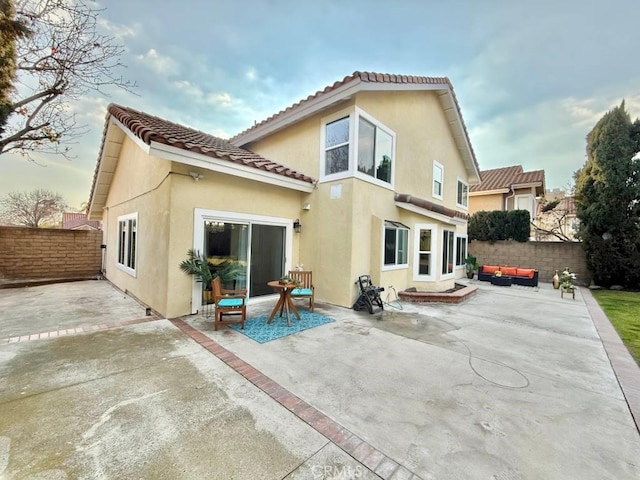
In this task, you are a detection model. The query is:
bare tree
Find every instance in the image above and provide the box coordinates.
[0,0,135,160]
[0,188,67,227]
[532,195,577,242]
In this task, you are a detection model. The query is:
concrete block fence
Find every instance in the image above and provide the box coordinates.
[469,240,590,286]
[0,226,103,287]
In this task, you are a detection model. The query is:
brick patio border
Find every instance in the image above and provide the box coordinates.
[0,316,162,344]
[583,289,640,434]
[169,317,422,480]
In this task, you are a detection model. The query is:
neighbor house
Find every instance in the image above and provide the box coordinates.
[87,71,481,318]
[468,165,545,221]
[62,212,101,230]
[533,188,579,241]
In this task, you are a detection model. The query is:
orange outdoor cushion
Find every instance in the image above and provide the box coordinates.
[501,266,518,276]
[482,265,499,274]
[517,268,535,279]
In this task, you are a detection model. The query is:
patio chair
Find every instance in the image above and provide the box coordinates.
[287,270,315,312]
[211,277,247,331]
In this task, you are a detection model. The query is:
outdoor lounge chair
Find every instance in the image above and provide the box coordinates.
[211,277,247,331]
[287,270,315,312]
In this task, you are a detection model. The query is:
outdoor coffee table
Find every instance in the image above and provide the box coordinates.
[490,275,513,286]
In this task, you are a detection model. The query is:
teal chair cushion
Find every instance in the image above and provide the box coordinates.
[218,298,245,308]
[291,288,313,296]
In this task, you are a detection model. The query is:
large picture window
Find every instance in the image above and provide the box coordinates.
[442,229,454,275]
[384,221,408,268]
[321,109,395,185]
[358,117,393,183]
[117,213,137,276]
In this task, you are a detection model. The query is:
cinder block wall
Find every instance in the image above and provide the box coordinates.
[0,227,102,286]
[469,240,590,286]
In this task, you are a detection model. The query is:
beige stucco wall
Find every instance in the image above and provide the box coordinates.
[246,90,471,307]
[101,136,173,315]
[354,90,472,209]
[468,193,504,214]
[164,163,307,318]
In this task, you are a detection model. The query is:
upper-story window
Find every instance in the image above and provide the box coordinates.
[457,178,468,208]
[433,161,443,200]
[515,194,535,219]
[324,117,350,175]
[321,108,395,187]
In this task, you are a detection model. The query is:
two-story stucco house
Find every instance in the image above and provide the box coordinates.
[468,165,545,220]
[87,71,481,318]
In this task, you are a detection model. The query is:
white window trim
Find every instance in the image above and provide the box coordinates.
[320,107,354,182]
[320,107,396,190]
[116,212,137,277]
[433,161,444,200]
[455,234,468,270]
[413,223,437,281]
[514,194,536,219]
[441,228,455,279]
[456,177,469,209]
[381,221,409,271]
[192,209,294,315]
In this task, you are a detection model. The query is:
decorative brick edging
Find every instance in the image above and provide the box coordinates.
[169,317,422,480]
[583,289,640,434]
[0,316,162,344]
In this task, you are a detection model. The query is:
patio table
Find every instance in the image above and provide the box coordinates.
[266,280,301,327]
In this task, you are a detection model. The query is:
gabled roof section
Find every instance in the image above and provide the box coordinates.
[87,105,316,219]
[62,213,101,230]
[106,104,315,183]
[231,71,481,183]
[470,165,545,194]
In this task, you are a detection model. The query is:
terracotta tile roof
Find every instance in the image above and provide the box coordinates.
[105,104,315,184]
[395,193,469,220]
[230,71,480,176]
[62,213,101,230]
[470,166,545,193]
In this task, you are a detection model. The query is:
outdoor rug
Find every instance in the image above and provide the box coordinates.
[230,311,335,343]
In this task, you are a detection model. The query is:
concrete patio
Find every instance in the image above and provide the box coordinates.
[0,279,638,479]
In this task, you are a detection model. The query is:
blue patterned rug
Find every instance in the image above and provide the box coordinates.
[230,311,335,343]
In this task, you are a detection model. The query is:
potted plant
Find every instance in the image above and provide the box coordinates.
[179,249,215,303]
[179,250,246,304]
[465,255,479,279]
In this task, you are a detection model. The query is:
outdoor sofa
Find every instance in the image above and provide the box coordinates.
[478,265,539,287]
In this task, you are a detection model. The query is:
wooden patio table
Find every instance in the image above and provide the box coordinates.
[266,280,301,327]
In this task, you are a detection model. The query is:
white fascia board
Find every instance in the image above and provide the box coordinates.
[511,182,543,188]
[88,119,136,219]
[112,117,151,154]
[232,81,450,146]
[149,142,315,193]
[395,201,467,226]
[232,79,364,146]
[469,189,509,196]
[437,89,481,183]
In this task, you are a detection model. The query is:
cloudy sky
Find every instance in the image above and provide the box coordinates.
[2,0,639,209]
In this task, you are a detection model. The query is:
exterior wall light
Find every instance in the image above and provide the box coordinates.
[293,219,301,233]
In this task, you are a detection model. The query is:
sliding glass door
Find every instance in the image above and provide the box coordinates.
[249,224,285,296]
[204,221,248,290]
[202,219,286,298]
